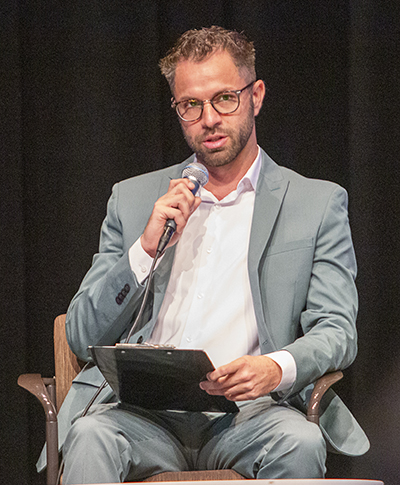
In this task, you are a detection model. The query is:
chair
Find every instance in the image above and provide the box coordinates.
[18,314,343,485]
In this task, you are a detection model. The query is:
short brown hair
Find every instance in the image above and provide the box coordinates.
[159,26,256,89]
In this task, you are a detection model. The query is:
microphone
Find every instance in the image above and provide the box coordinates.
[156,162,209,255]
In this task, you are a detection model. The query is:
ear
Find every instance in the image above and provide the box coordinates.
[252,80,266,117]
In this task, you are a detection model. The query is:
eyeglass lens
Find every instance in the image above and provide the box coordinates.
[177,91,240,121]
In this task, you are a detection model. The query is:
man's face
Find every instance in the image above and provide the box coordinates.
[173,50,263,168]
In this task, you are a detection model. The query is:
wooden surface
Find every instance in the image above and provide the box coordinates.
[76,480,385,484]
[54,314,82,411]
[144,471,245,481]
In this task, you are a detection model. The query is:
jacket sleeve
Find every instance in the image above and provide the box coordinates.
[283,185,358,395]
[65,183,147,361]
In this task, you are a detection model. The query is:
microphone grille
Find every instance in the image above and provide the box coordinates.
[182,162,209,187]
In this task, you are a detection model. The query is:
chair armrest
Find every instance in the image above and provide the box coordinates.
[18,374,57,421]
[306,370,343,425]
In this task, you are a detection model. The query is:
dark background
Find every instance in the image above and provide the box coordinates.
[1,1,399,484]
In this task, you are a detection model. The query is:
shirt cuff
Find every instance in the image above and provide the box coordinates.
[128,237,158,283]
[264,350,297,393]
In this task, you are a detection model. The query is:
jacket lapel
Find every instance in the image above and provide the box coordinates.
[248,150,289,350]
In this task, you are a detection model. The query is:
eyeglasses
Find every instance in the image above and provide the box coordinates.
[171,81,256,122]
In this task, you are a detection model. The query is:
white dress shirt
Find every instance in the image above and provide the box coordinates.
[129,148,296,392]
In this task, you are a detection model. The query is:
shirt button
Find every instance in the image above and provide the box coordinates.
[215,204,221,210]
[140,265,147,273]
[197,294,203,299]
[186,337,192,343]
[207,247,212,253]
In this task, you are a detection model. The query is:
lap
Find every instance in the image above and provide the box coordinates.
[63,404,194,482]
[197,396,325,475]
[64,397,325,480]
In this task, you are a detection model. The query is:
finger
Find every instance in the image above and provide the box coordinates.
[163,185,199,218]
[154,190,195,226]
[141,180,201,257]
[200,374,230,391]
[201,378,250,396]
[156,197,191,225]
[168,178,196,194]
[200,373,248,398]
[206,360,242,382]
[200,383,245,401]
[203,379,264,402]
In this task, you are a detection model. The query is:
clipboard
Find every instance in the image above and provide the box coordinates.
[89,345,239,413]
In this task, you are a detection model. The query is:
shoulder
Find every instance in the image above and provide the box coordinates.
[117,160,188,194]
[281,166,343,192]
[259,148,347,201]
[106,155,195,205]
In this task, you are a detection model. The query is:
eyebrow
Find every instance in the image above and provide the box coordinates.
[177,87,235,103]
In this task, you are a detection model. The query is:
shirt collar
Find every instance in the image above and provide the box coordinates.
[237,145,261,194]
[195,146,262,200]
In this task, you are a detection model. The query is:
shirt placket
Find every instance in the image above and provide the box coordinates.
[180,200,221,347]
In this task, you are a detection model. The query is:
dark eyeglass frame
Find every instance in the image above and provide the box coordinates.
[171,81,256,122]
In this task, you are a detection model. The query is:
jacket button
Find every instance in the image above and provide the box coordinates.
[124,284,130,293]
[116,296,123,305]
[137,336,143,344]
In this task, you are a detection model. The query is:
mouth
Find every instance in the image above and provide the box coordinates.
[202,134,228,150]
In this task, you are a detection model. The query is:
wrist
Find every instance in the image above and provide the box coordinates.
[140,235,156,259]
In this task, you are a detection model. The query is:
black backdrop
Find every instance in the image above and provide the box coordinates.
[1,1,399,484]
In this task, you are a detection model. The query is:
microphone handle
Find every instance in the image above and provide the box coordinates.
[156,219,177,254]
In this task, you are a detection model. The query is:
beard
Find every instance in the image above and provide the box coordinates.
[182,100,255,168]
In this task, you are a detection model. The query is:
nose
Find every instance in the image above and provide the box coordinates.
[201,100,222,128]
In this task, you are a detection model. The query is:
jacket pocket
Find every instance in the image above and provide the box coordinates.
[265,237,314,257]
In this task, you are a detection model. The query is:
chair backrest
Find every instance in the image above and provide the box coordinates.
[54,314,83,411]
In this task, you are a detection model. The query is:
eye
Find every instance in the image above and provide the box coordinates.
[215,92,237,103]
[185,99,200,109]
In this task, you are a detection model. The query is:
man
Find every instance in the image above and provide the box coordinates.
[54,26,369,483]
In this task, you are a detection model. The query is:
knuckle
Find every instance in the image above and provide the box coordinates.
[248,390,258,400]
[243,382,253,393]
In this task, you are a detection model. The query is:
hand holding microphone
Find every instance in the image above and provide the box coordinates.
[141,162,209,258]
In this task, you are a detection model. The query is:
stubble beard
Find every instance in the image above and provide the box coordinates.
[182,102,255,169]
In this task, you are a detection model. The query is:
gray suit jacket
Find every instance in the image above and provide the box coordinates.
[37,149,369,471]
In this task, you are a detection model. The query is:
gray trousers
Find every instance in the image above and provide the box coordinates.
[62,396,326,484]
